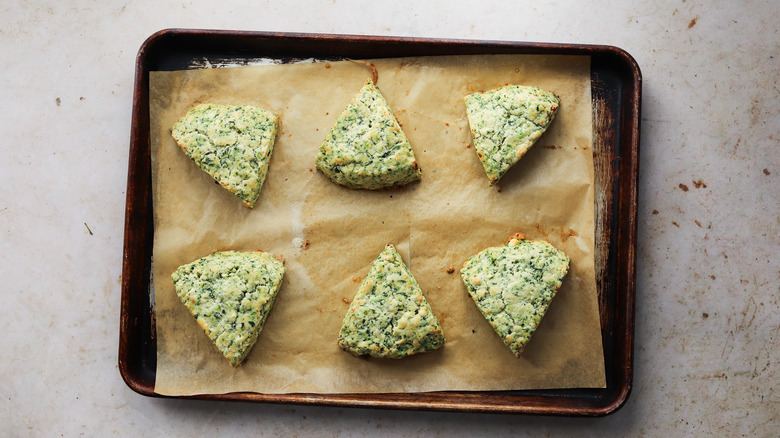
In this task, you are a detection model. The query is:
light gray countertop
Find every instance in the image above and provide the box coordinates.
[2,1,777,435]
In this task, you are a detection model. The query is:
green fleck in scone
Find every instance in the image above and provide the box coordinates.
[171,103,279,207]
[338,244,445,358]
[315,80,421,189]
[460,233,569,357]
[464,85,560,185]
[171,250,286,366]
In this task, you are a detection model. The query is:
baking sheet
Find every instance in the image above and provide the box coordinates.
[149,54,605,395]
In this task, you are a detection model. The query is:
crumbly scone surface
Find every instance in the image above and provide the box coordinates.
[338,245,445,358]
[460,234,569,356]
[464,85,559,185]
[171,103,278,207]
[171,251,286,366]
[315,81,421,189]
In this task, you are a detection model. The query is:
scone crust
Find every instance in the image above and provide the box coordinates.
[338,244,445,358]
[171,250,286,366]
[171,103,279,207]
[460,234,569,357]
[464,85,559,185]
[315,80,421,189]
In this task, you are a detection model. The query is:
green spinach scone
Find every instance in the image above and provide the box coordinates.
[460,234,569,357]
[338,244,445,358]
[464,85,560,185]
[315,80,421,189]
[171,251,286,366]
[171,103,279,207]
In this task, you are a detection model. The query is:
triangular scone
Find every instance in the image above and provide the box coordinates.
[338,244,445,358]
[315,80,421,189]
[171,251,286,366]
[464,85,560,185]
[460,234,569,357]
[171,103,278,207]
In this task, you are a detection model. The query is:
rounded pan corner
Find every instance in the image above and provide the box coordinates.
[589,380,633,417]
[118,359,158,398]
[135,28,178,62]
[591,44,643,86]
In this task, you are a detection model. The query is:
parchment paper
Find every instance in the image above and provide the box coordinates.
[149,54,605,395]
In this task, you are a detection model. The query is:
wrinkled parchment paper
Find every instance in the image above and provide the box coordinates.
[149,54,605,395]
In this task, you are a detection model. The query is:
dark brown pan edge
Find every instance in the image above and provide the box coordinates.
[119,29,641,416]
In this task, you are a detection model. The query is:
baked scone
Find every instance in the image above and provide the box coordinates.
[315,80,421,189]
[338,244,445,358]
[171,250,286,366]
[464,85,560,185]
[171,103,279,207]
[460,233,569,357]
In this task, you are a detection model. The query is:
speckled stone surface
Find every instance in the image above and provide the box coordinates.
[1,1,777,435]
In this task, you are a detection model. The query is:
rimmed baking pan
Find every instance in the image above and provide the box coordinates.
[120,29,640,416]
